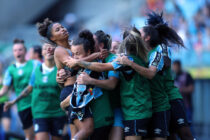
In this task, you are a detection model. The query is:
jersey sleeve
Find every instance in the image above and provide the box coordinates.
[29,69,35,87]
[111,55,134,71]
[32,60,42,68]
[29,60,41,86]
[149,48,164,72]
[111,61,122,70]
[107,55,120,78]
[108,70,119,79]
[3,68,12,86]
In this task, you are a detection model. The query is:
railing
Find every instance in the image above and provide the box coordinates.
[193,79,210,140]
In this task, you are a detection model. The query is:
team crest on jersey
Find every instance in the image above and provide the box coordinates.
[42,76,48,83]
[18,69,23,75]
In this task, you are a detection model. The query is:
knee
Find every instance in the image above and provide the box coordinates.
[179,128,193,140]
[85,125,94,136]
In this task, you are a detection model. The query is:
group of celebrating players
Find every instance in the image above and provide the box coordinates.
[0,11,195,140]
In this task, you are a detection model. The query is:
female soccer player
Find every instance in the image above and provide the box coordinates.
[93,30,123,140]
[145,11,194,140]
[57,30,115,140]
[30,43,66,140]
[5,43,66,140]
[1,39,41,140]
[65,27,152,140]
[36,18,108,139]
[115,12,186,140]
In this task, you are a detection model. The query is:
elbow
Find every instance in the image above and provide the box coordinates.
[108,85,115,90]
[95,67,105,72]
[107,83,117,90]
[147,73,156,79]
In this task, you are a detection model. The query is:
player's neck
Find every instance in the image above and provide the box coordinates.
[44,59,55,68]
[17,59,26,64]
[56,40,70,49]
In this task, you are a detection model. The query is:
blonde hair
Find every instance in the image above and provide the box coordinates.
[119,27,148,62]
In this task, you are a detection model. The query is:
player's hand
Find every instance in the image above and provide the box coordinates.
[64,57,79,68]
[115,56,131,66]
[60,94,71,111]
[77,72,92,85]
[4,100,15,112]
[99,49,109,60]
[56,69,67,84]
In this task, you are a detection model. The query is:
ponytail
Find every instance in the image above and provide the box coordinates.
[120,27,148,62]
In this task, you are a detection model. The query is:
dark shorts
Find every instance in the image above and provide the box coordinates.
[18,107,33,129]
[60,85,73,102]
[123,118,150,137]
[70,105,93,124]
[0,103,11,119]
[34,116,66,137]
[147,110,170,138]
[169,99,189,132]
[60,85,73,124]
[89,125,112,140]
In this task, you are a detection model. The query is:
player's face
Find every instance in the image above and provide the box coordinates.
[50,23,69,42]
[110,41,119,54]
[71,44,90,59]
[42,43,55,60]
[13,44,26,62]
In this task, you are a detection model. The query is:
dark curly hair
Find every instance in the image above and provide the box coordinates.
[72,30,95,54]
[36,18,54,43]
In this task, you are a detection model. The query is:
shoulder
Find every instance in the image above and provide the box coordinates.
[156,45,163,53]
[149,50,162,62]
[7,63,16,71]
[55,46,65,53]
[55,46,70,57]
[31,60,41,66]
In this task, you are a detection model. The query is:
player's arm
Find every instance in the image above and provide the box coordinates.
[79,49,108,61]
[77,72,118,90]
[0,86,9,97]
[3,68,36,111]
[4,85,33,111]
[55,47,108,68]
[115,52,162,79]
[14,85,33,103]
[77,61,114,72]
[64,56,114,72]
[60,94,71,110]
[129,62,157,79]
[0,68,12,97]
